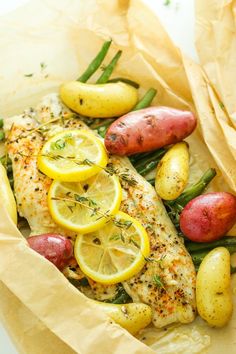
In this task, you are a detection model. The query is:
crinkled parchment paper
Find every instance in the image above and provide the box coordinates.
[0,0,235,353]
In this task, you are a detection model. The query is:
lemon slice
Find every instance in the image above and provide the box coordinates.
[74,211,150,284]
[48,170,122,233]
[38,129,108,182]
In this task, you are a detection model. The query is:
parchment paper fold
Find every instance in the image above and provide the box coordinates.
[0,0,235,353]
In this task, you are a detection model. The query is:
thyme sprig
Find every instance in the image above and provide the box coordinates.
[7,114,73,144]
[105,163,137,187]
[153,275,165,288]
[51,194,133,230]
[38,152,137,187]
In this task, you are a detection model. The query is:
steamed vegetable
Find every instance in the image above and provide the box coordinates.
[0,162,17,224]
[132,88,157,111]
[180,192,236,242]
[155,142,189,200]
[105,106,197,156]
[77,40,112,82]
[60,81,138,118]
[95,301,152,334]
[27,234,73,270]
[133,148,166,176]
[96,50,122,84]
[196,247,233,327]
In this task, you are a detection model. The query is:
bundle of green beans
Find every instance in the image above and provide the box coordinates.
[75,39,163,174]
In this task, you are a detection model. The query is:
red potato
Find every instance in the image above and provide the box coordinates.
[180,192,236,242]
[27,234,73,270]
[105,106,197,156]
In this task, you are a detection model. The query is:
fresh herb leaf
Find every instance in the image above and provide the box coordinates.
[24,73,34,77]
[219,102,225,110]
[153,275,164,288]
[130,237,140,249]
[164,0,171,5]
[40,62,47,70]
[55,139,65,149]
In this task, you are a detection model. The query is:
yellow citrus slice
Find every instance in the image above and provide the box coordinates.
[74,211,150,284]
[48,170,122,233]
[38,129,108,182]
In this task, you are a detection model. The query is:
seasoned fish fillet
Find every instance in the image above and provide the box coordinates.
[110,156,196,327]
[5,93,196,327]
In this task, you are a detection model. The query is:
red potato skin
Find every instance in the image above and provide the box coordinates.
[180,192,236,242]
[104,106,197,156]
[27,234,73,270]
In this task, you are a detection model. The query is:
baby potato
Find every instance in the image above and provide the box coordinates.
[180,192,236,242]
[155,142,189,200]
[95,301,152,335]
[60,81,138,118]
[196,247,233,327]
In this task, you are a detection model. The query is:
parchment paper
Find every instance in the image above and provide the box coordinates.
[0,0,235,353]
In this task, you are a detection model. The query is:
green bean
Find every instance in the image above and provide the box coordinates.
[129,151,155,164]
[132,88,157,111]
[97,126,107,138]
[168,168,216,208]
[0,131,5,141]
[77,40,112,82]
[96,50,122,84]
[107,77,140,89]
[134,149,166,172]
[137,160,159,176]
[89,119,113,131]
[0,119,3,129]
[190,245,236,266]
[147,178,155,186]
[185,236,236,253]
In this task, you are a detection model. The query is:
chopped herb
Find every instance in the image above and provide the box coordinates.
[219,102,225,110]
[24,73,34,77]
[109,234,122,242]
[144,254,166,263]
[113,218,132,229]
[130,237,140,249]
[54,139,66,150]
[164,0,171,5]
[0,119,3,129]
[106,163,137,186]
[7,114,72,144]
[40,62,47,70]
[153,275,164,288]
